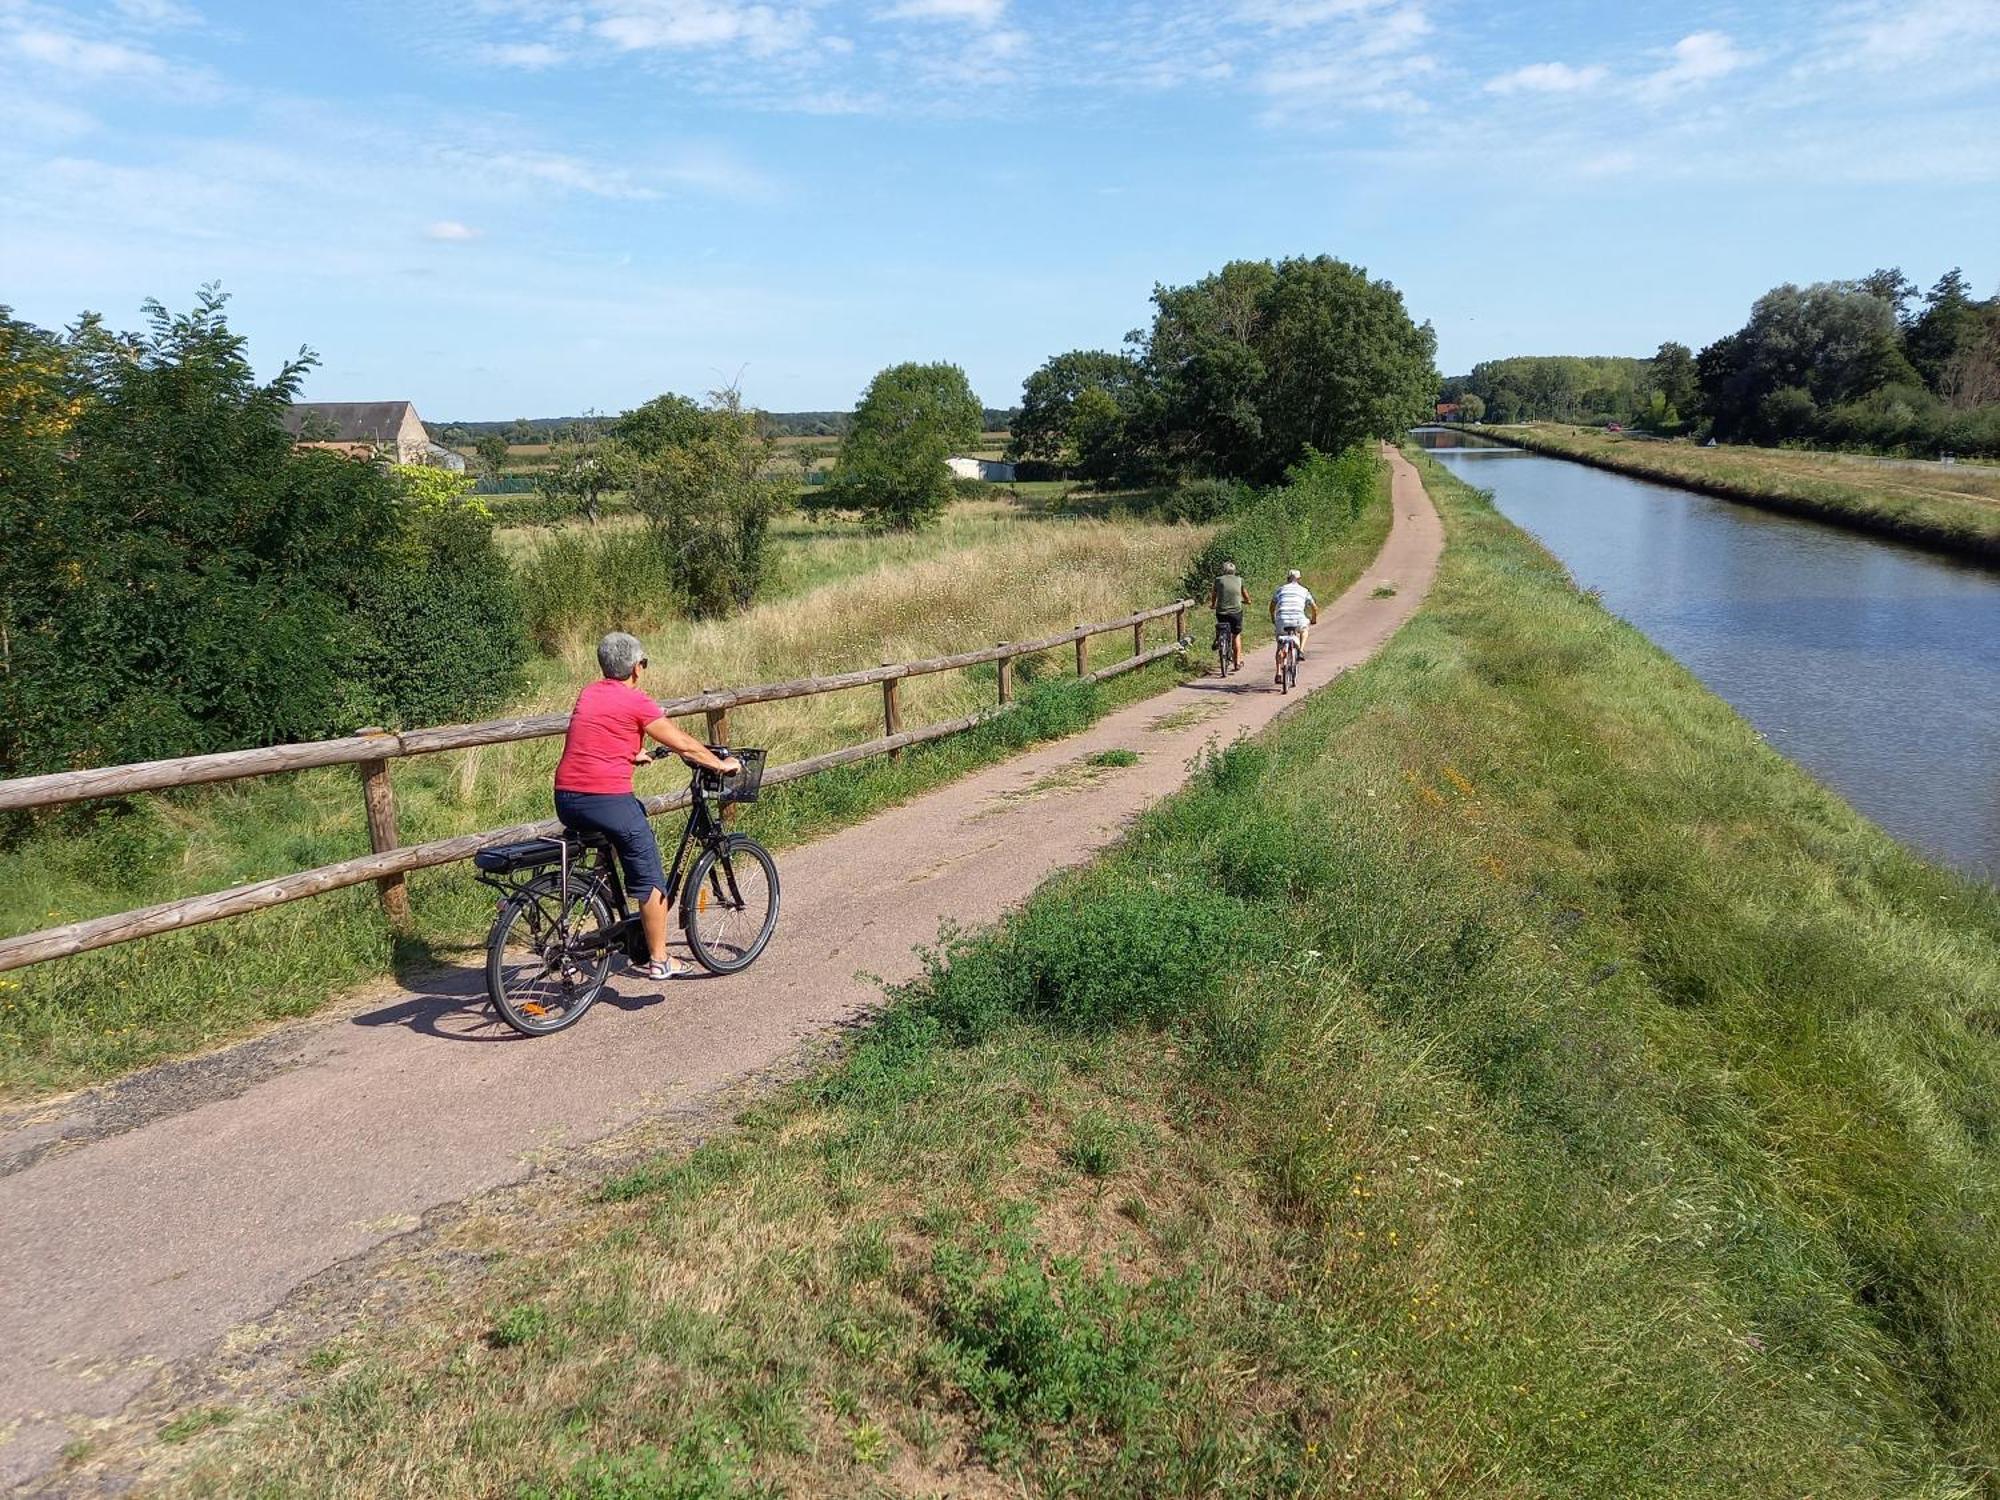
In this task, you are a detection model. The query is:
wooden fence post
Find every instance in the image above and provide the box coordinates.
[705,695,731,825]
[1074,629,1087,677]
[997,644,1013,706]
[1175,602,1187,642]
[355,728,410,932]
[881,664,903,759]
[1133,620,1144,660]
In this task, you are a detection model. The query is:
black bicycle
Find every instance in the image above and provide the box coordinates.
[1277,630,1302,694]
[472,748,780,1037]
[1213,615,1239,678]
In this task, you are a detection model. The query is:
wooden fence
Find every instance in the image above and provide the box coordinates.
[0,600,1192,974]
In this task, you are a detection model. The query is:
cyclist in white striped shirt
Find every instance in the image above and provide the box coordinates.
[1270,569,1317,685]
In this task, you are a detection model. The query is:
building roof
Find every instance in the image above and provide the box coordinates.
[281,401,420,443]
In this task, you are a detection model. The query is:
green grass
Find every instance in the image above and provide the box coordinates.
[1483,422,2000,560]
[0,468,1385,1101]
[146,451,2000,1497]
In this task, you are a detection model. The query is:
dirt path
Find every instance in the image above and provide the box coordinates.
[0,446,1443,1488]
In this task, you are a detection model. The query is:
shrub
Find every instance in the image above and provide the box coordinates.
[512,528,683,651]
[1157,477,1250,522]
[1182,444,1376,603]
[626,389,788,618]
[345,468,529,728]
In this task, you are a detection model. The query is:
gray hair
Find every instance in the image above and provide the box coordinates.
[1222,561,1237,574]
[596,631,646,679]
[1286,568,1301,582]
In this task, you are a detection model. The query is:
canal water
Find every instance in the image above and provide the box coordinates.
[1413,428,2000,884]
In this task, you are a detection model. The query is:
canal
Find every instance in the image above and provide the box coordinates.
[1414,428,2000,884]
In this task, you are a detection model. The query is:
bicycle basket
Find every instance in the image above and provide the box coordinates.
[704,747,767,805]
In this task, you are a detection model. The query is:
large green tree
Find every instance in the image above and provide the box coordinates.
[1250,255,1437,473]
[1697,280,1917,441]
[831,362,983,529]
[1127,255,1435,483]
[1008,349,1140,468]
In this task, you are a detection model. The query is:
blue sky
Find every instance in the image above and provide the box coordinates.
[3,0,1997,418]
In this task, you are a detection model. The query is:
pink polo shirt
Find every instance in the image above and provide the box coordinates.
[553,679,663,795]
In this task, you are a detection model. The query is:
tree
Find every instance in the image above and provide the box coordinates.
[831,362,983,529]
[541,437,619,523]
[0,289,525,772]
[1861,266,1917,322]
[1697,280,1914,441]
[1456,392,1485,422]
[1906,268,1984,394]
[1648,341,1699,421]
[625,388,788,617]
[611,392,708,458]
[474,432,509,479]
[1009,349,1140,468]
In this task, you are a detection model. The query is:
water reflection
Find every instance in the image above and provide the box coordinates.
[1414,429,2000,882]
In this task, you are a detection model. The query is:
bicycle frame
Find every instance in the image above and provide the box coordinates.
[484,777,745,963]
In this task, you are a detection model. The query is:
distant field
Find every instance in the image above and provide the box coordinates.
[1484,423,2000,559]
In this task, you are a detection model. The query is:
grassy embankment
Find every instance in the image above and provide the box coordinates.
[1482,422,2000,561]
[0,476,1387,1101]
[138,452,2000,1498]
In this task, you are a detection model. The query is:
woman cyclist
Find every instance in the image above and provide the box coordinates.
[553,632,738,982]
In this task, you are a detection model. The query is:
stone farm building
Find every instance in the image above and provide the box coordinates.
[281,401,465,470]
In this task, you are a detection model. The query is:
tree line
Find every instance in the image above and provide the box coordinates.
[1445,268,2000,455]
[0,290,1012,773]
[437,407,1019,447]
[1008,255,1438,487]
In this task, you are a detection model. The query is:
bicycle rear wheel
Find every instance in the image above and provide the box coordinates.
[486,876,615,1036]
[682,835,780,974]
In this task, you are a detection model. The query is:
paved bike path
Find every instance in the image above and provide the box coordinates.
[0,447,1443,1487]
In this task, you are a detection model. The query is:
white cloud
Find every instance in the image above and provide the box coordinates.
[425,219,481,241]
[1234,0,1387,30]
[1635,30,1751,102]
[590,1,795,54]
[1252,2,1434,118]
[1823,0,2000,68]
[1485,61,1606,96]
[8,25,170,77]
[878,0,1006,22]
[482,40,565,67]
[112,0,201,27]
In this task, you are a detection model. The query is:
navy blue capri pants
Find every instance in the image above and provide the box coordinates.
[554,789,669,904]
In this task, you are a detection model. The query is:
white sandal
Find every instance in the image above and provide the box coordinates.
[629,958,684,981]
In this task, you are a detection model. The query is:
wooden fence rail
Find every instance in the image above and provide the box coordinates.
[0,600,1192,974]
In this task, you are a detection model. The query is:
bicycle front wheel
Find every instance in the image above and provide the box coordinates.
[682,835,781,974]
[486,877,615,1036]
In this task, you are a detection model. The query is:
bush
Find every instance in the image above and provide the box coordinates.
[513,529,682,651]
[1157,477,1251,522]
[345,469,529,728]
[1182,444,1376,602]
[626,390,787,618]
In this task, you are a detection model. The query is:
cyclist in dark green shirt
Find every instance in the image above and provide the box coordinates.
[1210,561,1247,672]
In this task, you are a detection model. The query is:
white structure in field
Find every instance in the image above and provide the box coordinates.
[946,455,1016,482]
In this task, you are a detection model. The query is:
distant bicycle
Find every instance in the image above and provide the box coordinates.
[1213,615,1240,678]
[1276,630,1302,694]
[472,748,779,1036]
